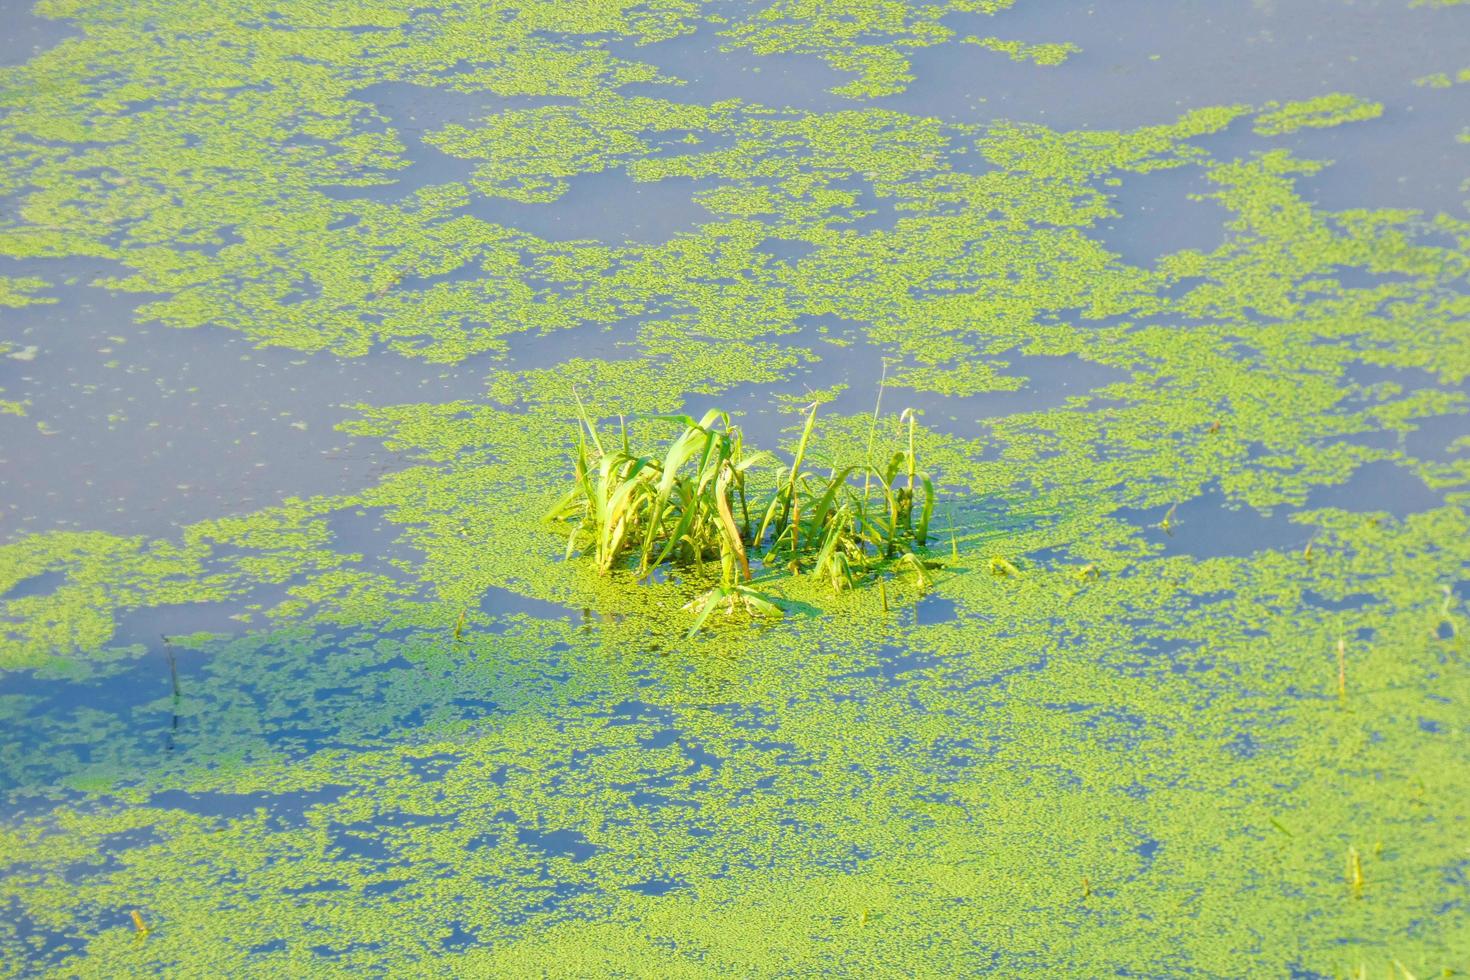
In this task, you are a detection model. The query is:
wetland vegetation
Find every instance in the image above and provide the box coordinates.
[549,401,942,632]
[0,0,1468,976]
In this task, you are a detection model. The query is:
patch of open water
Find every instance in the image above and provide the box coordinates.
[0,257,486,543]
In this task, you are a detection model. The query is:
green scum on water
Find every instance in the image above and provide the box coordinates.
[0,0,1468,976]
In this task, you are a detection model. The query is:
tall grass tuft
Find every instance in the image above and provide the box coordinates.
[549,400,945,632]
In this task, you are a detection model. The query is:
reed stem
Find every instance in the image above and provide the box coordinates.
[161,634,180,699]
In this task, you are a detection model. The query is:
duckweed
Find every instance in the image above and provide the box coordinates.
[0,0,1467,976]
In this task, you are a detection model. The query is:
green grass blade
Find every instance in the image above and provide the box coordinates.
[714,463,752,580]
[917,474,934,545]
[862,361,887,505]
[735,586,783,618]
[812,515,845,585]
[810,466,860,531]
[571,387,604,457]
[686,588,727,637]
[754,477,789,550]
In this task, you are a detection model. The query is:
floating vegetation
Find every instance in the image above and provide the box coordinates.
[548,400,940,630]
[989,556,1023,577]
[1413,66,1470,88]
[0,0,1468,974]
[966,36,1082,66]
[0,275,56,308]
[1253,93,1385,135]
[1436,585,1460,638]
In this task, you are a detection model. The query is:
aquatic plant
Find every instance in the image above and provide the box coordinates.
[549,400,941,629]
[547,401,765,579]
[989,556,1023,577]
[754,403,936,586]
[682,582,784,634]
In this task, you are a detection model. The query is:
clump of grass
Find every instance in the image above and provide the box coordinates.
[754,401,938,588]
[549,397,945,632]
[547,402,766,579]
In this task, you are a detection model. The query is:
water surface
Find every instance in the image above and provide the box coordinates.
[1,0,1468,975]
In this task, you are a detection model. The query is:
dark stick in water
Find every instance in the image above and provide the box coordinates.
[161,633,180,699]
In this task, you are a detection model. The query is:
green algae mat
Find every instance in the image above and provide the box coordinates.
[2,1,1469,976]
